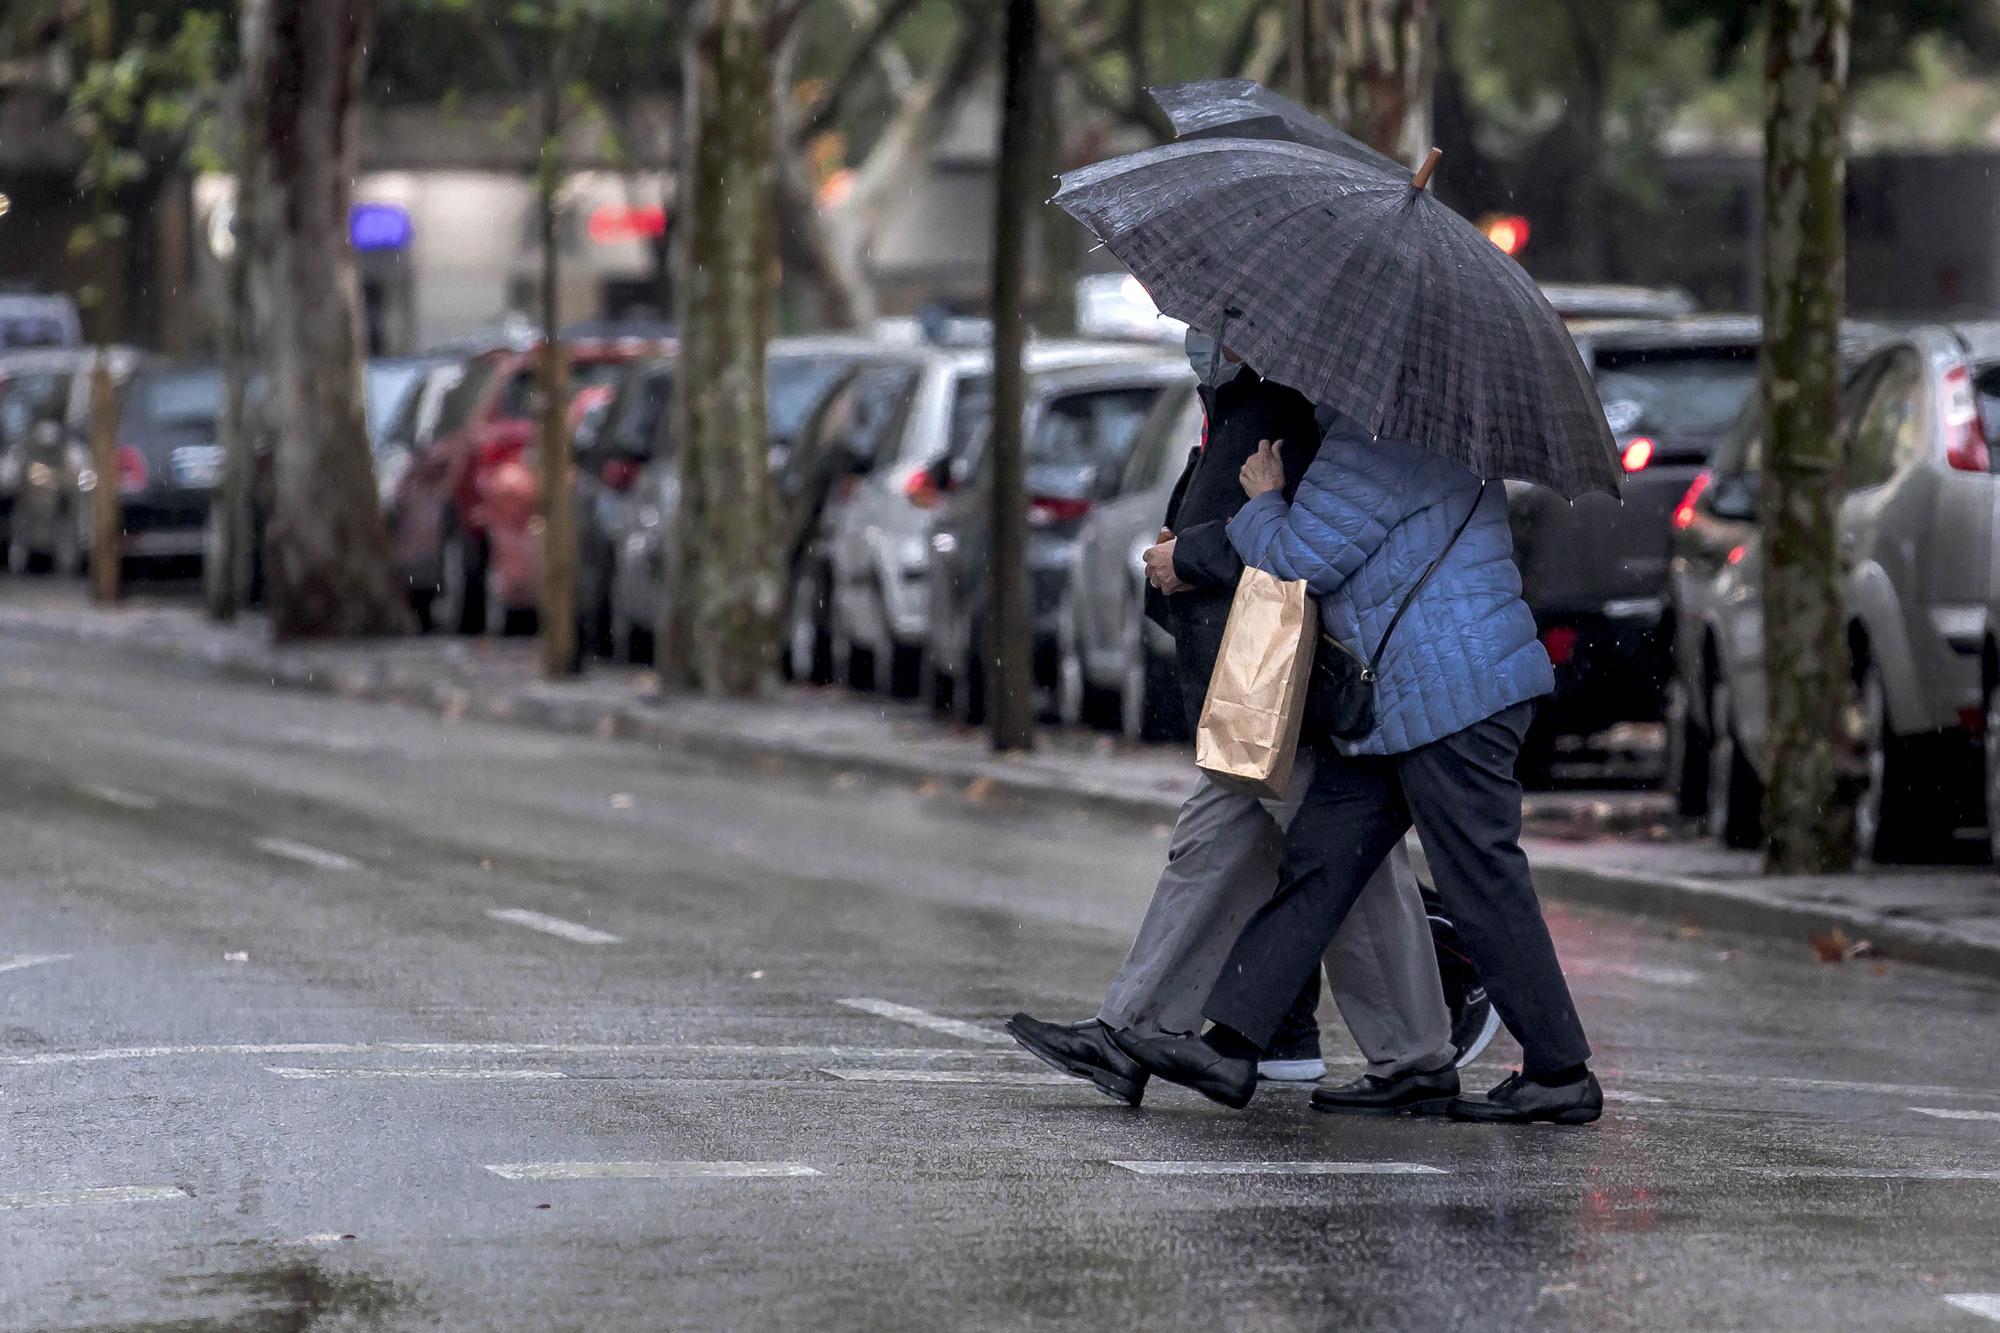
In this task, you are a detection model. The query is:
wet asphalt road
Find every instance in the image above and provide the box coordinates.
[2,635,1998,1332]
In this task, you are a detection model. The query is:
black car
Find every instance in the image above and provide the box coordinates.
[1506,317,1762,774]
[923,358,1182,723]
[102,366,226,570]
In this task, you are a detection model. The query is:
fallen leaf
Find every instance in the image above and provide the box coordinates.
[832,772,860,789]
[479,858,494,872]
[914,778,944,798]
[594,715,620,739]
[534,1203,551,1211]
[340,1233,356,1241]
[633,672,663,698]
[965,777,996,805]
[1870,963,1888,977]
[1809,927,1850,964]
[1675,925,1703,939]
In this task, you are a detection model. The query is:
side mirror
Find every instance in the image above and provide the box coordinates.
[600,457,643,493]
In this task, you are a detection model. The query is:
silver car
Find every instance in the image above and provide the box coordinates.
[1670,323,1999,862]
[1056,378,1200,740]
[823,339,1178,696]
[0,347,158,575]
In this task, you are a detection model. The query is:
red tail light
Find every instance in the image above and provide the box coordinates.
[903,467,941,510]
[1620,436,1656,473]
[1672,469,1711,530]
[599,458,642,492]
[1541,625,1578,667]
[1942,363,1990,472]
[116,445,148,495]
[1027,495,1092,527]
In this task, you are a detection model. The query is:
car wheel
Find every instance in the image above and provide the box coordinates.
[436,522,489,636]
[1663,673,1711,820]
[1055,600,1086,729]
[1985,673,2000,873]
[785,565,833,685]
[952,631,986,727]
[1855,662,1946,864]
[886,640,923,700]
[1706,676,1764,850]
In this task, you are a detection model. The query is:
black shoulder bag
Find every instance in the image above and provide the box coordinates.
[1307,482,1488,743]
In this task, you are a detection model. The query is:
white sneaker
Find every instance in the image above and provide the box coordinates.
[1257,1057,1327,1082]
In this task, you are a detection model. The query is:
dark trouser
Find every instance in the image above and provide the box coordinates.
[1206,703,1591,1076]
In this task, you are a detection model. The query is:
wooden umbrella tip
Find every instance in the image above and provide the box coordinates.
[1411,147,1443,191]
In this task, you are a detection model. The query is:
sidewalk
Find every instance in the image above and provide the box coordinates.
[4,589,1996,979]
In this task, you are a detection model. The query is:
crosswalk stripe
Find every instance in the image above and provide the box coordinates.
[837,998,1011,1045]
[1945,1294,2000,1322]
[0,954,72,976]
[1912,1107,2000,1122]
[255,838,361,872]
[1111,1161,1446,1177]
[266,1067,566,1080]
[1734,1167,2000,1182]
[485,908,621,945]
[821,1069,1075,1085]
[0,1185,189,1210]
[485,1161,819,1181]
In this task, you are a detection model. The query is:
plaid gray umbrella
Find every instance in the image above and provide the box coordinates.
[1052,105,1620,498]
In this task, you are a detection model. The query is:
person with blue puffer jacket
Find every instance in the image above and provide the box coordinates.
[1112,408,1603,1126]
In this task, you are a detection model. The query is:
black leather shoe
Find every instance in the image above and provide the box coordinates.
[1106,1029,1256,1110]
[1005,1014,1147,1106]
[1448,1070,1603,1125]
[1311,1065,1460,1116]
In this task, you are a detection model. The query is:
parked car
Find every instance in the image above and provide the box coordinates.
[373,357,467,516]
[1669,323,1998,862]
[1539,283,1699,324]
[1057,380,1202,739]
[388,338,657,635]
[0,291,83,350]
[821,339,1174,697]
[0,347,159,573]
[1507,317,1764,774]
[600,339,892,664]
[575,354,674,660]
[91,365,225,570]
[925,357,1183,723]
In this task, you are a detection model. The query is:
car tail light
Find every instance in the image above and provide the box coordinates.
[903,466,941,510]
[600,458,642,492]
[1942,363,1990,472]
[116,445,148,495]
[1027,496,1092,527]
[1672,470,1711,530]
[1620,436,1656,473]
[1727,544,1747,566]
[1541,625,1578,667]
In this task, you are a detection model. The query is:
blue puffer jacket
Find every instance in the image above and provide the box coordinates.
[1226,414,1553,756]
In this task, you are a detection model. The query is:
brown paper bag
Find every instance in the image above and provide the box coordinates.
[1195,567,1318,800]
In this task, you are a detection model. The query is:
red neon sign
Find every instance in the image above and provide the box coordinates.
[588,205,667,243]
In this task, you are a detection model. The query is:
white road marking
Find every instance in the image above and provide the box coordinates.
[821,1069,1076,1085]
[485,1161,819,1181]
[837,997,1012,1046]
[1912,1107,2000,1122]
[76,782,159,811]
[0,954,72,976]
[1111,1161,1446,1177]
[1945,1294,2000,1322]
[485,908,621,945]
[1628,1069,2000,1102]
[1734,1167,2000,1182]
[0,1041,1038,1069]
[1579,963,1702,987]
[0,1185,189,1210]
[255,838,361,872]
[293,1233,356,1246]
[266,1067,566,1081]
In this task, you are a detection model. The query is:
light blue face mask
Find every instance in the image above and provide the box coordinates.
[1184,329,1236,388]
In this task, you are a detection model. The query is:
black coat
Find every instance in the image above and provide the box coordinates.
[1146,370,1324,733]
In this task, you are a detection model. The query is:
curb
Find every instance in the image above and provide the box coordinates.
[1527,857,2000,979]
[8,607,1996,981]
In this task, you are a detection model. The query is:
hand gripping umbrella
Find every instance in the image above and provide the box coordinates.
[1053,82,1620,499]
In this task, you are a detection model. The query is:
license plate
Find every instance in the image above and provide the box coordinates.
[171,444,224,489]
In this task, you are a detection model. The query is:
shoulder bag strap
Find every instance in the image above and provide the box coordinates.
[1363,480,1490,677]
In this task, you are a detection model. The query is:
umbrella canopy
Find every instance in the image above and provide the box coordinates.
[1052,109,1620,498]
[1148,77,1402,170]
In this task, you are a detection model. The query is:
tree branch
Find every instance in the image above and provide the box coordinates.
[1042,0,1169,139]
[791,0,926,146]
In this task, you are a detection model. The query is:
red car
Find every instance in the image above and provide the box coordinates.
[390,339,660,633]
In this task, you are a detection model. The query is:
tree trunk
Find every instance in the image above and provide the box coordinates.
[1759,0,1853,874]
[666,0,779,696]
[536,39,578,678]
[84,0,120,605]
[986,0,1038,753]
[1032,37,1078,336]
[1293,0,1437,160]
[241,0,411,639]
[207,86,257,622]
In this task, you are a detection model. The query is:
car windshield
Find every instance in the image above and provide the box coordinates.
[1593,346,1759,438]
[608,366,671,454]
[948,375,992,460]
[0,315,70,349]
[767,356,855,441]
[434,359,496,436]
[136,372,222,428]
[364,363,426,444]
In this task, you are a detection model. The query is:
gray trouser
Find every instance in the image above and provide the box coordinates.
[1095,752,1456,1078]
